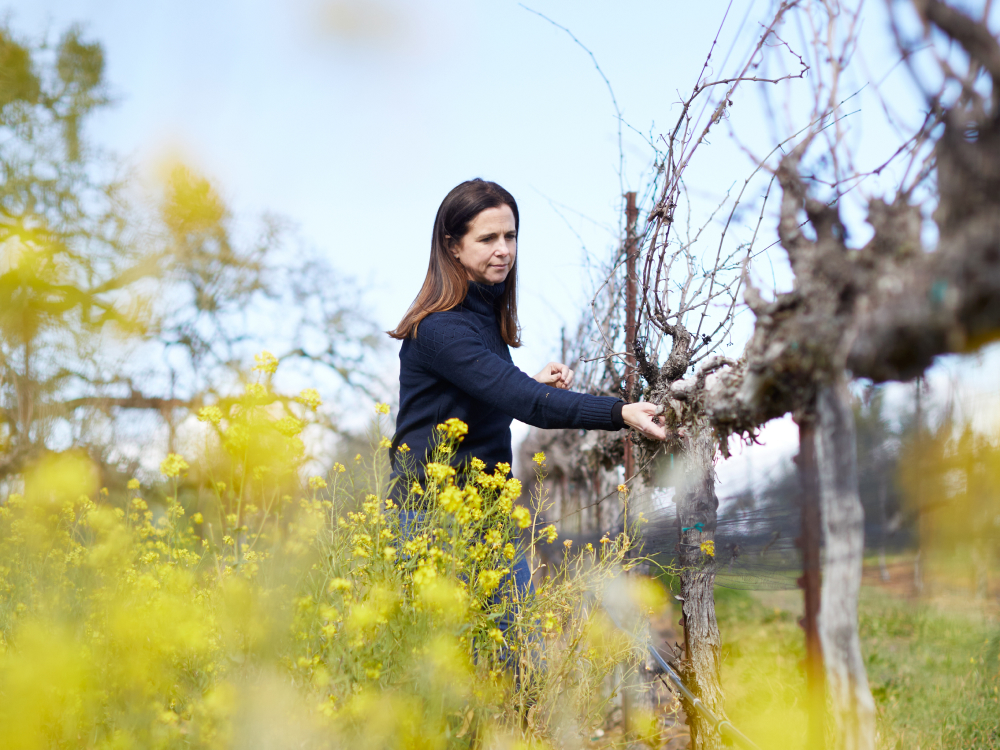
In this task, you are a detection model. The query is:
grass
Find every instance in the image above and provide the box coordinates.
[709,558,1000,749]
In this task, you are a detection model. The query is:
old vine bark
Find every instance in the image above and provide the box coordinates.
[677,424,724,750]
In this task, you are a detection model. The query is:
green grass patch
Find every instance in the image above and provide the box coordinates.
[860,595,1000,749]
[713,584,1000,749]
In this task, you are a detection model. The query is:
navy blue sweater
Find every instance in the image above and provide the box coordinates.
[391,282,625,483]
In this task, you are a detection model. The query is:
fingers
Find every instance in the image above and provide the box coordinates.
[544,362,574,390]
[640,416,667,440]
[622,402,668,441]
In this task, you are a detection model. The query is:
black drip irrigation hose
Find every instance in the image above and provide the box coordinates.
[602,606,763,750]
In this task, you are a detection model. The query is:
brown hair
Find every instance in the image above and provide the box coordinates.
[388,179,521,347]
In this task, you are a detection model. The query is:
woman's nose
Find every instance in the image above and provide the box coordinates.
[494,239,511,256]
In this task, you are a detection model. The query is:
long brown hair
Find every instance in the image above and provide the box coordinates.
[388,179,521,346]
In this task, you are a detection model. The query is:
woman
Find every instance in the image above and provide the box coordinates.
[388,179,665,672]
[388,178,666,491]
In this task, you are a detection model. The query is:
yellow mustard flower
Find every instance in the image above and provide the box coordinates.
[328,578,352,593]
[469,457,485,472]
[495,462,511,477]
[542,524,558,543]
[375,402,390,415]
[532,452,546,465]
[503,543,516,560]
[511,506,531,529]
[437,418,469,441]
[296,388,322,410]
[126,478,141,490]
[245,383,267,400]
[378,437,392,449]
[398,443,410,453]
[563,539,573,549]
[160,453,189,478]
[617,483,629,495]
[275,417,304,437]
[478,569,508,595]
[501,477,522,501]
[410,481,424,497]
[197,405,223,425]
[438,485,463,515]
[700,540,716,557]
[425,462,456,484]
[309,476,328,490]
[253,350,279,374]
[192,512,203,524]
[488,628,504,645]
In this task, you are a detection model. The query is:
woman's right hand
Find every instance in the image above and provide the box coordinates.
[622,402,667,440]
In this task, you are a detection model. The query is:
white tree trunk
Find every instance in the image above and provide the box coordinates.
[816,381,876,750]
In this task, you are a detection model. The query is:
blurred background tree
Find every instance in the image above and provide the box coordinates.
[0,23,382,487]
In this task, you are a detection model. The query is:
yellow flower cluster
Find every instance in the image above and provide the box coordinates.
[160,453,189,478]
[425,463,456,485]
[532,452,546,465]
[253,350,279,373]
[296,388,322,410]
[197,405,224,425]
[700,540,716,557]
[437,418,469,441]
[275,416,304,437]
[244,382,267,401]
[476,568,509,595]
[437,484,483,525]
[0,367,651,750]
[375,402,390,415]
[511,506,531,529]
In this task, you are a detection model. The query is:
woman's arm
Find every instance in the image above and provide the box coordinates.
[534,367,665,438]
[420,324,663,438]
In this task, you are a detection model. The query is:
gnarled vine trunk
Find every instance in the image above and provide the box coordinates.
[677,424,724,750]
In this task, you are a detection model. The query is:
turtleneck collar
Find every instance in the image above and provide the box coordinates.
[463,281,505,316]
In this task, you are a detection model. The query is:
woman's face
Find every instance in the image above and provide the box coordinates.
[452,204,517,285]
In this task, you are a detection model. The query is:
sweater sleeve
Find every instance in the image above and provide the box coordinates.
[417,319,624,431]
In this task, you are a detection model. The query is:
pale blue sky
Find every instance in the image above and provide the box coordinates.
[11,0,993,493]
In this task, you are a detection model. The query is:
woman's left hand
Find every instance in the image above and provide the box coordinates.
[533,362,574,390]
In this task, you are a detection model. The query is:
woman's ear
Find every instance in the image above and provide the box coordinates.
[444,235,459,259]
